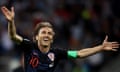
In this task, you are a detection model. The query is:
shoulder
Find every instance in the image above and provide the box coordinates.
[20,38,34,45]
[19,38,36,51]
[50,48,68,59]
[51,48,67,52]
[23,38,32,43]
[50,48,68,55]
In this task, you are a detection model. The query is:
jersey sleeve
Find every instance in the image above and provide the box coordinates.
[54,48,78,60]
[19,38,34,52]
[54,48,68,60]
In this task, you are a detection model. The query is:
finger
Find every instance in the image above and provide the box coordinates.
[111,42,119,44]
[112,44,120,46]
[1,6,4,11]
[1,6,6,10]
[1,6,7,14]
[104,35,108,42]
[11,6,15,16]
[111,49,117,51]
[106,43,119,48]
[112,47,119,49]
[112,46,119,48]
[11,6,14,13]
[1,6,10,13]
[112,43,120,48]
[105,42,120,46]
[1,6,10,16]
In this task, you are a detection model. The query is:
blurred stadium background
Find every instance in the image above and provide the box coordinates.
[0,0,120,72]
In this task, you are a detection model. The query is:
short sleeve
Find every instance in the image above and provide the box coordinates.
[20,39,32,45]
[19,38,34,52]
[54,48,68,60]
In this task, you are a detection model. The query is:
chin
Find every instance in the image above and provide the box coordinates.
[42,43,49,45]
[42,43,49,47]
[42,45,49,48]
[41,41,50,47]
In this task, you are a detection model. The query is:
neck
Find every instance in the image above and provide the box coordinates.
[38,44,50,53]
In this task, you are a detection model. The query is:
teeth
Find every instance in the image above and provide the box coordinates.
[44,38,49,41]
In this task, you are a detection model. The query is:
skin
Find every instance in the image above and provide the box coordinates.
[1,6,120,58]
[36,27,54,53]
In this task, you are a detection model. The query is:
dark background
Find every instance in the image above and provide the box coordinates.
[0,0,120,72]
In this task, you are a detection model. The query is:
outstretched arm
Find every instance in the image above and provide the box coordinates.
[1,6,23,44]
[77,36,119,58]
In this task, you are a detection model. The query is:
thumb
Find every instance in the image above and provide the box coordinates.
[11,6,14,13]
[104,35,108,42]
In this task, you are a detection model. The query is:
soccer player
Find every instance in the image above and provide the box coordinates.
[1,6,119,72]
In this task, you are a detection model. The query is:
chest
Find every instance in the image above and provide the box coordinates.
[26,50,56,69]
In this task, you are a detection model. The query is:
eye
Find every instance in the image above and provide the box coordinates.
[48,32,53,35]
[41,31,46,34]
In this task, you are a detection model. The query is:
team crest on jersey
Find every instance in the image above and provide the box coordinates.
[48,52,55,61]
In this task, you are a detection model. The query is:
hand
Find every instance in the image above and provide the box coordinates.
[1,6,15,21]
[102,35,119,51]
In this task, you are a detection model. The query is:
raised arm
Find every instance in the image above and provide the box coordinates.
[1,6,23,44]
[77,36,119,58]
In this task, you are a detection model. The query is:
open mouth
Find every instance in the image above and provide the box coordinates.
[43,37,49,41]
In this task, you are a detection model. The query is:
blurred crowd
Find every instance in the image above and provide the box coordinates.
[0,0,120,72]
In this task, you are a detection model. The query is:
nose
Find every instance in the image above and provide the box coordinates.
[44,32,49,36]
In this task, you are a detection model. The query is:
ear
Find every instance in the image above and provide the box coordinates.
[35,35,38,40]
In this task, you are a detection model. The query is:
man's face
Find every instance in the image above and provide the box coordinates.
[36,27,54,47]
